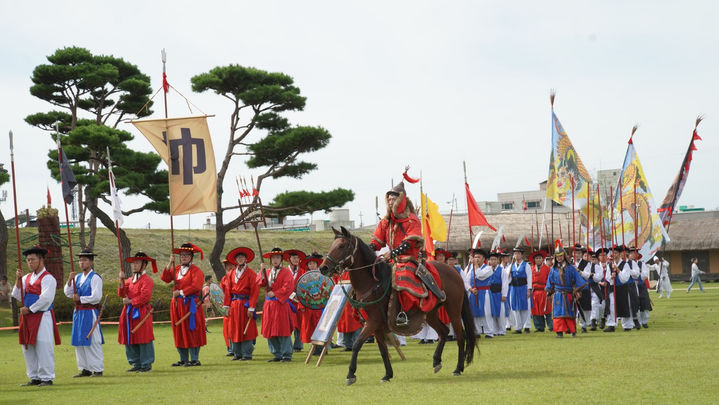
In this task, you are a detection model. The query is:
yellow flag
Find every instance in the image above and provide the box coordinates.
[131,116,217,215]
[421,192,447,242]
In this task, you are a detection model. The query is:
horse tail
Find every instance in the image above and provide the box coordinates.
[461,292,479,364]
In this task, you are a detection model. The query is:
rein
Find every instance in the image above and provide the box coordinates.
[327,235,391,308]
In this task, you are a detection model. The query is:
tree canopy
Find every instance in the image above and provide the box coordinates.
[191,64,354,276]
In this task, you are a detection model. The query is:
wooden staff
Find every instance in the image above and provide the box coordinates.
[619,178,626,247]
[634,179,638,249]
[586,184,591,250]
[9,131,23,307]
[570,175,576,248]
[161,49,175,251]
[55,128,77,288]
[463,161,473,247]
[243,317,253,335]
[106,147,126,278]
[445,194,455,252]
[131,299,161,334]
[87,295,109,339]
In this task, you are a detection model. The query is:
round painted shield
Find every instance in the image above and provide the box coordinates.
[295,271,335,310]
[209,282,228,317]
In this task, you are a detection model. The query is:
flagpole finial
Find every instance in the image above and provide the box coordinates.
[629,124,639,144]
[161,49,166,64]
[550,90,556,109]
[695,115,704,129]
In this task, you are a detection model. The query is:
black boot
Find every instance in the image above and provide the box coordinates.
[603,326,615,332]
[590,319,597,331]
[599,318,606,329]
[555,332,563,338]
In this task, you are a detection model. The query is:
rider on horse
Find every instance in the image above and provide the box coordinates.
[368,181,446,326]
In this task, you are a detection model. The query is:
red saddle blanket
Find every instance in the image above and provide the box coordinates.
[393,261,442,313]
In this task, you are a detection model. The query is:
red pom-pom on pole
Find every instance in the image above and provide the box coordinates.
[403,165,420,184]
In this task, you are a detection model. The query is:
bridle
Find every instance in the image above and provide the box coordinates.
[324,235,359,274]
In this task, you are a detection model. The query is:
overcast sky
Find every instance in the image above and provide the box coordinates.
[1,1,717,232]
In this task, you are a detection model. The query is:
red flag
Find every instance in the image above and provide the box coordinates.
[162,72,170,93]
[522,195,528,211]
[465,182,496,232]
[252,188,259,197]
[47,187,51,206]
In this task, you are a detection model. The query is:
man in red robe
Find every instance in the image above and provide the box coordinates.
[220,260,233,356]
[368,181,444,326]
[258,248,296,362]
[161,242,206,367]
[119,252,156,372]
[334,271,364,350]
[284,249,306,352]
[13,245,61,387]
[298,253,324,354]
[530,250,553,332]
[223,247,259,361]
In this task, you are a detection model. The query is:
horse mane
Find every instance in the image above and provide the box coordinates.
[353,233,392,286]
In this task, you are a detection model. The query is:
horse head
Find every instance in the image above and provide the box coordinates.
[320,226,361,276]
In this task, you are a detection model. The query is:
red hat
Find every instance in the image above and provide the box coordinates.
[301,252,323,268]
[262,247,284,259]
[529,250,548,262]
[173,242,204,260]
[283,249,306,262]
[125,252,158,273]
[226,246,255,265]
[434,248,450,258]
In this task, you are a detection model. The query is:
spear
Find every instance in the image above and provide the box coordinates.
[161,49,175,251]
[9,131,23,307]
[570,175,576,248]
[445,194,455,252]
[634,179,639,250]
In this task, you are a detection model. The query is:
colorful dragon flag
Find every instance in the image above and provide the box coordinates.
[657,117,703,229]
[132,116,217,215]
[546,95,592,209]
[613,133,669,260]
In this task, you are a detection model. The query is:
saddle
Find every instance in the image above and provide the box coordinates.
[388,261,446,334]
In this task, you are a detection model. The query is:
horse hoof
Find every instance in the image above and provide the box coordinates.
[433,364,442,374]
[452,371,461,376]
[346,377,357,386]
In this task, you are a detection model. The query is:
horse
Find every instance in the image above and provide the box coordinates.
[320,226,478,385]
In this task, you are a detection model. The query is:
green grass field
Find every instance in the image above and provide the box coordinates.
[0,286,716,404]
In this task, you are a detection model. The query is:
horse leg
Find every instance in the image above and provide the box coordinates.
[347,324,375,386]
[426,310,449,374]
[449,306,466,376]
[374,331,393,382]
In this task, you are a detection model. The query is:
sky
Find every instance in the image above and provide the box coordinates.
[1,1,717,232]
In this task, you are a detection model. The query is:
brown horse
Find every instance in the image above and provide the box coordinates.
[320,227,478,385]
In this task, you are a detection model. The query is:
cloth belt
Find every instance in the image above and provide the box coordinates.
[75,303,100,310]
[532,284,545,290]
[476,286,490,291]
[182,294,199,331]
[267,296,297,313]
[510,278,528,287]
[231,294,249,301]
[490,284,502,293]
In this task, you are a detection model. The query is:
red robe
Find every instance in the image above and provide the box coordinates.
[224,266,259,342]
[161,264,207,348]
[531,263,552,316]
[289,265,305,333]
[220,274,231,347]
[334,273,363,333]
[118,273,154,345]
[258,266,296,338]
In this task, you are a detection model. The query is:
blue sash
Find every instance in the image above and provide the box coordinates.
[183,295,199,331]
[125,304,141,343]
[266,296,297,313]
[71,272,104,346]
[24,293,53,311]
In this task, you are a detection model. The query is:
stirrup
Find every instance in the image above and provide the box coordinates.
[396,311,408,326]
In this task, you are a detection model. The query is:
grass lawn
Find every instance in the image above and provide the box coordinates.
[0,285,717,404]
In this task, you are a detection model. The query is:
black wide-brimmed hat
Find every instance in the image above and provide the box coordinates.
[301,252,324,268]
[22,245,48,256]
[471,248,488,258]
[77,247,98,258]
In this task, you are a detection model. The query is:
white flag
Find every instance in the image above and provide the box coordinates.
[107,147,124,227]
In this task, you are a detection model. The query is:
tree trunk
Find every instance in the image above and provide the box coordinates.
[210,210,227,281]
[0,209,7,279]
[88,211,97,249]
[85,198,132,277]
